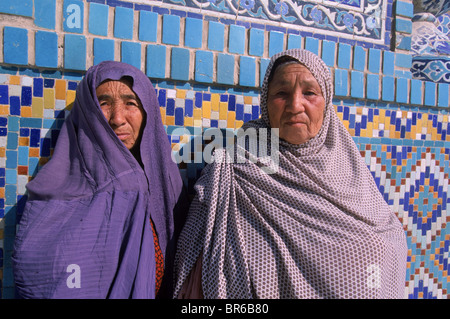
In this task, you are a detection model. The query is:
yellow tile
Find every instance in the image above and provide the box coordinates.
[219,102,228,120]
[193,108,202,121]
[227,111,236,128]
[176,89,186,99]
[166,115,174,126]
[244,96,253,104]
[0,147,5,157]
[360,129,367,138]
[19,137,29,146]
[0,188,4,201]
[31,97,44,118]
[9,75,20,85]
[235,120,243,129]
[44,88,55,109]
[0,105,8,115]
[55,80,66,100]
[193,119,202,127]
[202,101,211,118]
[184,117,193,126]
[66,90,76,106]
[21,106,32,117]
[29,148,40,157]
[211,94,220,111]
[160,107,165,122]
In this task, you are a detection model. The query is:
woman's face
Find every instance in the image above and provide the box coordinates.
[96,79,145,151]
[267,63,326,145]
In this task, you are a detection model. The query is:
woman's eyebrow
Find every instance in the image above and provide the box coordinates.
[97,94,138,100]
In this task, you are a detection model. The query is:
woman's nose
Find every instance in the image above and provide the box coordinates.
[109,104,126,127]
[287,89,305,113]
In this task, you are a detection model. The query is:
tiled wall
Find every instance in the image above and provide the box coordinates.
[0,0,449,299]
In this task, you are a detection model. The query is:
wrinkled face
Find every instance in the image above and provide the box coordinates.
[267,63,326,145]
[96,79,145,151]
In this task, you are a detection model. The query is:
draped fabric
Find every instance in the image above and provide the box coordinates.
[174,49,408,299]
[13,61,186,299]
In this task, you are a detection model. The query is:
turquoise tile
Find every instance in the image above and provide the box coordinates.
[396,18,412,34]
[89,2,109,36]
[208,21,225,51]
[195,50,214,83]
[239,56,256,87]
[397,36,411,51]
[93,38,115,65]
[64,34,86,71]
[171,47,190,81]
[146,44,166,79]
[139,10,158,42]
[383,51,395,76]
[334,69,348,96]
[368,48,381,74]
[229,24,245,55]
[162,14,180,45]
[350,71,364,98]
[437,83,449,107]
[185,17,203,49]
[249,28,264,57]
[269,31,284,57]
[366,74,380,100]
[337,43,351,69]
[396,1,414,18]
[395,53,412,69]
[18,146,28,165]
[35,0,56,30]
[3,27,28,66]
[305,37,319,55]
[0,0,32,16]
[287,34,302,50]
[63,0,84,33]
[396,77,408,103]
[321,40,336,67]
[114,6,134,39]
[6,132,18,150]
[35,31,58,68]
[121,42,141,70]
[217,53,234,85]
[353,46,366,71]
[424,81,436,106]
[382,76,395,102]
[260,58,270,87]
[410,79,423,105]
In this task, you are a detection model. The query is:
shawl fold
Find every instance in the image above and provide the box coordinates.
[174,49,407,299]
[13,61,186,299]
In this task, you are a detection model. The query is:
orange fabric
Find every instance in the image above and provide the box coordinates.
[151,219,164,296]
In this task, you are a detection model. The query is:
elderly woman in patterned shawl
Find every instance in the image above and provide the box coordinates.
[13,61,187,298]
[173,49,408,299]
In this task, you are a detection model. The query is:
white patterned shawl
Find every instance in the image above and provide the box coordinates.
[174,49,408,298]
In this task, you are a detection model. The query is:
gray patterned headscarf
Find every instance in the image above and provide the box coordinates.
[174,49,408,298]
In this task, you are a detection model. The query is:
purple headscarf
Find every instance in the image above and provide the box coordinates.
[13,61,186,299]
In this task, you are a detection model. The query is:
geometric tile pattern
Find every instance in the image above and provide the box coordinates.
[0,73,449,298]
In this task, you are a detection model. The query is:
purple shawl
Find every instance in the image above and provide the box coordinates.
[13,61,186,299]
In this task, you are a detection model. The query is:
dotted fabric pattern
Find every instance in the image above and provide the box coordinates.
[174,49,408,299]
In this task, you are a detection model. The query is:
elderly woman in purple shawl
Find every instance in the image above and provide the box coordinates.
[12,61,187,299]
[173,49,408,299]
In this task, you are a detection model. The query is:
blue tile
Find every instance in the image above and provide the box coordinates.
[89,2,109,36]
[368,48,381,74]
[383,51,395,76]
[229,24,245,55]
[208,21,225,51]
[396,18,412,34]
[63,0,84,33]
[0,0,32,17]
[337,43,351,69]
[171,47,190,81]
[7,132,18,150]
[5,151,17,169]
[146,45,166,79]
[64,34,86,71]
[305,37,319,55]
[334,69,348,96]
[93,38,115,65]
[269,31,284,57]
[350,71,364,99]
[0,85,9,104]
[35,31,58,68]
[217,53,234,85]
[184,17,203,48]
[321,40,336,67]
[195,50,214,83]
[121,42,141,69]
[249,28,264,57]
[260,58,270,87]
[10,97,20,115]
[114,6,134,39]
[239,56,256,87]
[3,27,28,66]
[396,1,414,18]
[395,53,412,69]
[437,83,449,107]
[34,0,56,30]
[139,10,158,42]
[424,81,436,106]
[175,107,184,126]
[162,14,181,45]
[396,77,408,103]
[353,46,366,71]
[21,87,32,106]
[366,74,380,100]
[397,36,411,51]
[382,76,395,101]
[18,146,28,165]
[287,33,302,50]
[410,79,423,105]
